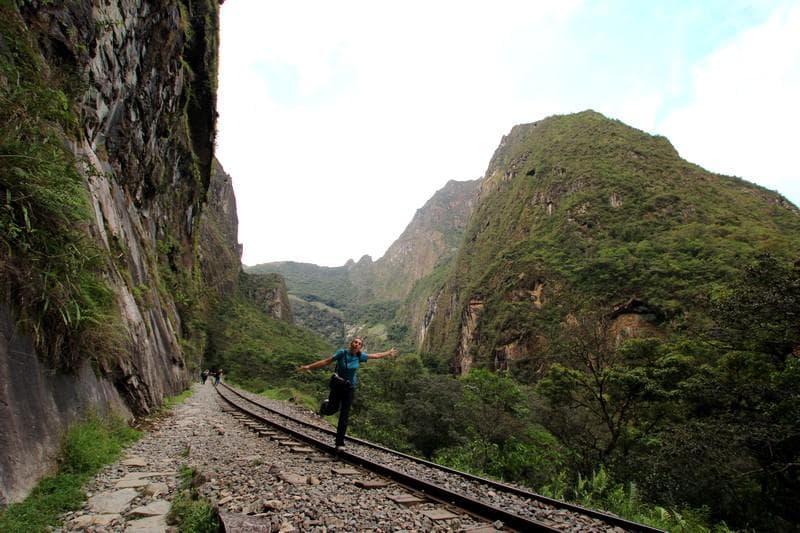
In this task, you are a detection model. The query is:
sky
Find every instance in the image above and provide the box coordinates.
[216,0,800,268]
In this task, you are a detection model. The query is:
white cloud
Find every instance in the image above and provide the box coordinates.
[658,2,800,202]
[217,0,585,266]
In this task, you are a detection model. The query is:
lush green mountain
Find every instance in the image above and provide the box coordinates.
[414,110,800,373]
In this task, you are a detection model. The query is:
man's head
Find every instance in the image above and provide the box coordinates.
[349,337,363,354]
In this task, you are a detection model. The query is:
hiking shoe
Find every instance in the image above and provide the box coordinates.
[335,444,345,453]
[318,399,329,416]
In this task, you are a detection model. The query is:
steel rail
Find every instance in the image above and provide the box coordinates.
[217,383,665,533]
[216,384,559,532]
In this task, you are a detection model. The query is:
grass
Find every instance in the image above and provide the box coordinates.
[0,387,197,532]
[162,388,194,410]
[167,465,219,533]
[258,384,322,415]
[0,414,141,533]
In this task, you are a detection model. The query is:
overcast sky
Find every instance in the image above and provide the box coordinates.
[216,0,800,268]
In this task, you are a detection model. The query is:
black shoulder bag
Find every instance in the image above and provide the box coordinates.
[330,352,353,389]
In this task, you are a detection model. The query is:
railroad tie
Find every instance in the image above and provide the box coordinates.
[290,446,314,453]
[387,493,426,506]
[331,467,359,476]
[421,509,460,521]
[355,479,391,489]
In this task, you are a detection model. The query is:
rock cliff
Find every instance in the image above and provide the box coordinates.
[353,179,479,301]
[0,0,229,505]
[199,158,243,296]
[239,272,294,323]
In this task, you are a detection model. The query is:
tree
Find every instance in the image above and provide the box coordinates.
[459,369,527,468]
[711,254,800,360]
[402,374,463,459]
[700,254,800,529]
[537,311,673,468]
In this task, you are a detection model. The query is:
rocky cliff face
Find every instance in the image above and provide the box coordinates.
[249,179,478,344]
[0,0,225,505]
[239,273,294,323]
[199,158,243,296]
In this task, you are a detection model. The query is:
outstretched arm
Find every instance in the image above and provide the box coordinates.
[298,356,335,372]
[367,348,399,360]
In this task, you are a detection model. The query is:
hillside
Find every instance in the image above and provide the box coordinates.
[414,110,800,373]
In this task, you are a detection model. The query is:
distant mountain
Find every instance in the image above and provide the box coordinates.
[352,179,480,301]
[248,179,479,343]
[250,110,800,376]
[412,110,800,373]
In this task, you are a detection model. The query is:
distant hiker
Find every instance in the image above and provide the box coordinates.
[215,369,222,386]
[299,337,398,450]
[201,369,209,384]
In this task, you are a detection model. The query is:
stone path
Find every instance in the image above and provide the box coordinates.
[57,382,491,532]
[58,387,206,532]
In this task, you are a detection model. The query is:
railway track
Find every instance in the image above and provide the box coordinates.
[215,383,664,533]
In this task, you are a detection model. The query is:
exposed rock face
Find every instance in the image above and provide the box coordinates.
[0,306,132,506]
[0,1,222,504]
[454,298,483,374]
[354,179,479,301]
[199,158,243,296]
[240,273,294,323]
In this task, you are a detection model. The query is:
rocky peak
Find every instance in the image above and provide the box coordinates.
[361,178,480,301]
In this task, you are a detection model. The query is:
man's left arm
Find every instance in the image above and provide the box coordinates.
[367,348,399,360]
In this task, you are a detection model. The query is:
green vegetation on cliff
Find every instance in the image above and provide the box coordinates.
[400,111,800,530]
[257,111,799,530]
[204,293,333,391]
[422,110,800,367]
[0,4,122,370]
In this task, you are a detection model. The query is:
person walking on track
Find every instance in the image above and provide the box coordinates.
[299,337,398,450]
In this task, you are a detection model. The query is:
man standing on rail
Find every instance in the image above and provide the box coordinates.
[299,337,398,450]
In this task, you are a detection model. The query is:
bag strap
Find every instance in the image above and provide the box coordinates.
[335,350,346,377]
[335,349,358,377]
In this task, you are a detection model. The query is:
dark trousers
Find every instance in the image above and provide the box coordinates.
[322,381,354,446]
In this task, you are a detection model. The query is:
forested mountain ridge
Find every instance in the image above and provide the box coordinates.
[415,110,800,373]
